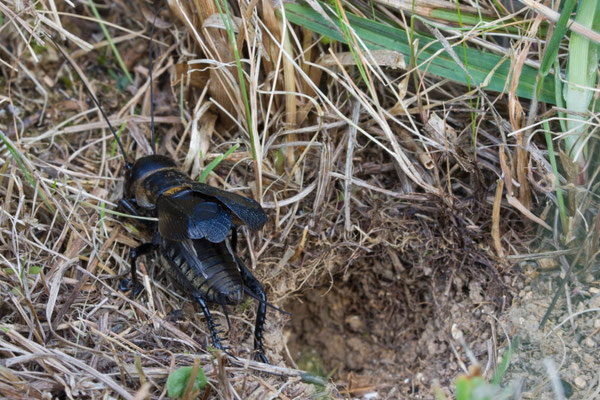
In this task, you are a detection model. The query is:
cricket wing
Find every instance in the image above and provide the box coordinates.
[156,192,232,243]
[189,182,267,230]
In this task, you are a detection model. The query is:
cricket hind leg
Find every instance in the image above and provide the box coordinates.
[235,254,268,363]
[195,295,235,357]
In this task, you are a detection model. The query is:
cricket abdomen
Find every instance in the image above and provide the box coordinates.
[160,238,244,305]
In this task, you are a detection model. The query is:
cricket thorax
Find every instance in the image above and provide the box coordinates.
[126,155,190,208]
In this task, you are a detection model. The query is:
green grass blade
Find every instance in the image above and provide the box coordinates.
[199,144,240,183]
[451,0,478,151]
[0,130,56,214]
[213,0,256,163]
[332,0,375,98]
[540,0,577,77]
[536,0,577,99]
[553,59,567,133]
[543,121,568,234]
[88,0,133,84]
[285,1,556,103]
[492,336,519,384]
[110,121,127,158]
[562,0,600,164]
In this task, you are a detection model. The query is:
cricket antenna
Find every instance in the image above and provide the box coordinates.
[46,34,132,170]
[148,7,161,155]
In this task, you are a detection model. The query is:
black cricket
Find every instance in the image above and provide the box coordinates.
[49,24,272,362]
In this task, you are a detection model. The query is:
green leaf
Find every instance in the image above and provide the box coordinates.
[166,366,207,399]
[116,74,130,91]
[561,379,574,398]
[29,266,42,275]
[455,375,473,400]
[284,1,556,103]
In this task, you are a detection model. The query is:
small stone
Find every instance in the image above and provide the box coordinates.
[569,362,579,372]
[589,296,600,309]
[451,324,463,340]
[574,376,586,389]
[329,334,345,359]
[584,338,595,348]
[469,281,483,302]
[538,258,557,270]
[594,320,600,329]
[346,337,364,351]
[345,337,368,371]
[345,315,364,332]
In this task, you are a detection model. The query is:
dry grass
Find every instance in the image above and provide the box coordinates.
[1,0,599,399]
